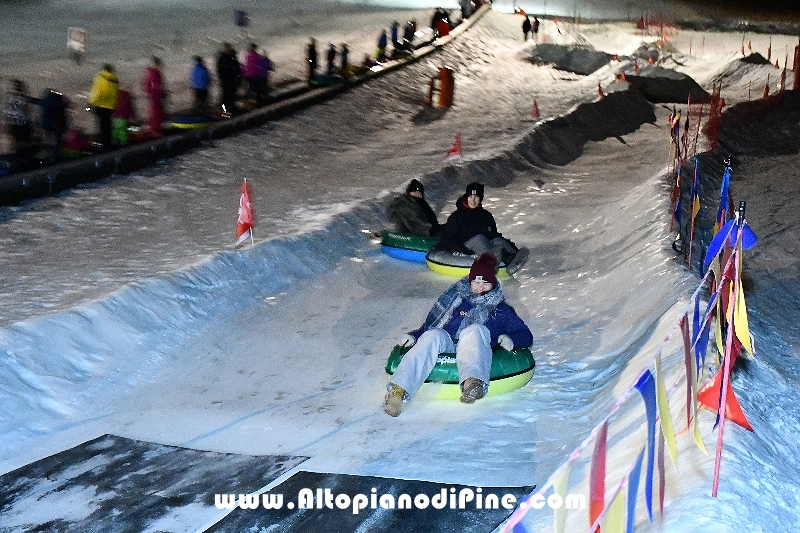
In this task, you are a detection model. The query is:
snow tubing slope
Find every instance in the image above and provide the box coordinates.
[385,344,535,400]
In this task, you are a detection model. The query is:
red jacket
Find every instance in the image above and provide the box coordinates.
[143,66,165,100]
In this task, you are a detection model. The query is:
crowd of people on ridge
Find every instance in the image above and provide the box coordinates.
[2,5,477,166]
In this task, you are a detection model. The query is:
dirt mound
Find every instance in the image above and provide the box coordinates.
[740,52,772,65]
[631,42,679,64]
[625,66,711,104]
[527,43,612,75]
[716,90,800,156]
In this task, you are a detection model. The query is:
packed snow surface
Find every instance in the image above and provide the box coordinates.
[1,1,799,531]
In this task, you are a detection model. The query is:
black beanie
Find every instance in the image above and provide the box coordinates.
[465,182,484,201]
[406,179,424,195]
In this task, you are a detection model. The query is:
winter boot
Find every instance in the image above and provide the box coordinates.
[460,377,485,404]
[384,383,406,417]
[505,247,530,275]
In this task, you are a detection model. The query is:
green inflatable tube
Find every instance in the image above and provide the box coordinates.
[381,232,439,251]
[385,344,535,400]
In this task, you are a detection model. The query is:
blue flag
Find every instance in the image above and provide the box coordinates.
[626,447,645,533]
[635,370,657,521]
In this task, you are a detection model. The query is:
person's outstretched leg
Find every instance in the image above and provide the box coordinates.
[464,234,492,255]
[455,324,492,403]
[385,328,454,415]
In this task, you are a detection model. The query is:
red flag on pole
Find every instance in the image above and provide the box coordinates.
[235,178,254,247]
[530,99,540,119]
[446,132,462,159]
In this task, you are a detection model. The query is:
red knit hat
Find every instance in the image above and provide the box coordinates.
[469,253,498,286]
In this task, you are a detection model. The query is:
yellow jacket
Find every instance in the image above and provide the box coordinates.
[88,69,119,110]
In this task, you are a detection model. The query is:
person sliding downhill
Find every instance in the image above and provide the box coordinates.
[435,182,530,274]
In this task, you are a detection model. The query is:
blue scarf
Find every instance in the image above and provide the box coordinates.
[426,278,504,339]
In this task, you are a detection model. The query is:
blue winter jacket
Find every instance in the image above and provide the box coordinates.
[409,278,533,349]
[191,62,211,90]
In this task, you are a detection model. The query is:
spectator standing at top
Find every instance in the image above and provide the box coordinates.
[87,64,119,151]
[241,43,261,101]
[190,56,211,112]
[217,42,241,115]
[112,88,136,146]
[258,50,274,104]
[402,20,416,51]
[436,15,451,38]
[532,16,540,42]
[376,30,388,62]
[340,43,349,75]
[522,15,532,41]
[306,38,318,83]
[142,56,166,135]
[390,21,400,52]
[459,0,472,20]
[431,9,443,33]
[37,88,69,159]
[2,79,34,155]
[326,43,337,75]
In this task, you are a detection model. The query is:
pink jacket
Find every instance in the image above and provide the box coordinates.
[241,49,261,79]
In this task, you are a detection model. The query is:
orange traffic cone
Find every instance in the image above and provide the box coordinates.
[446,132,462,159]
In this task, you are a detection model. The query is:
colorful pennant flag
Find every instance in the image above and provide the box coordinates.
[634,371,657,521]
[687,157,701,267]
[602,489,625,533]
[626,448,645,533]
[655,354,678,468]
[590,421,609,531]
[553,463,572,533]
[715,164,732,233]
[235,178,255,247]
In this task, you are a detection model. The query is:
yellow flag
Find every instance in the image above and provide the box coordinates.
[602,490,625,533]
[655,354,678,467]
[734,279,754,356]
[715,288,725,362]
[553,463,572,533]
[689,344,708,454]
